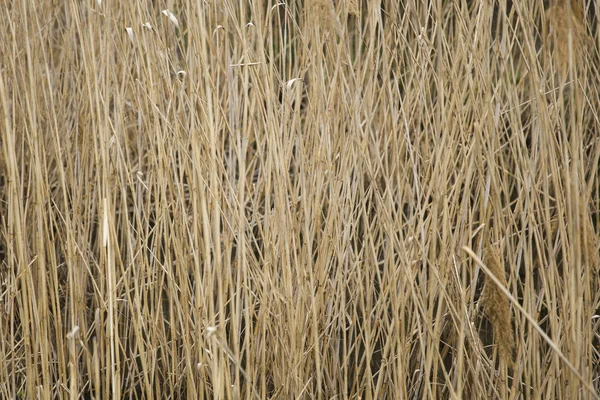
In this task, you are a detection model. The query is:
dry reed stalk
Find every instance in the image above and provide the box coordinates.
[579,202,599,270]
[482,247,514,367]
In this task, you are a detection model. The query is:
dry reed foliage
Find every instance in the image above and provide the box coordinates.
[0,0,599,399]
[346,0,361,18]
[310,0,343,36]
[482,247,515,368]
[546,0,588,73]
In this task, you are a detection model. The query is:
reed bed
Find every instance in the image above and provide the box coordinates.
[0,0,599,398]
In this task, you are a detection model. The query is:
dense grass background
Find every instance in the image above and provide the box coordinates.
[1,0,599,398]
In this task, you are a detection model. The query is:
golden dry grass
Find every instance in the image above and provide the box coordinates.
[0,0,599,399]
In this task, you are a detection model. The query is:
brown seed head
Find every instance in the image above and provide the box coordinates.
[482,247,515,367]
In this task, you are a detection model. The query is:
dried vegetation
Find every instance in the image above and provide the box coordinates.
[0,0,599,398]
